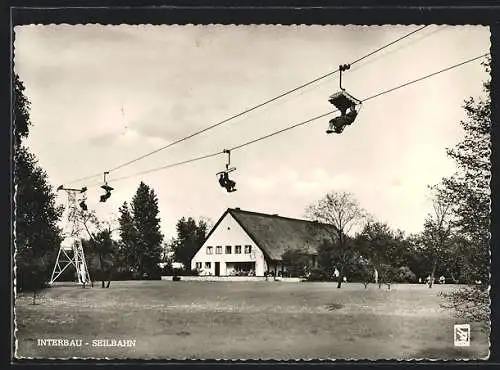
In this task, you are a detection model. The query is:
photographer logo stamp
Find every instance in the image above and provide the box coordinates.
[454,324,470,347]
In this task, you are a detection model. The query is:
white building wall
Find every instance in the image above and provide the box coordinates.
[191,212,267,276]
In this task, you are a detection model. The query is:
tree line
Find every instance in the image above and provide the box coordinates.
[282,192,480,288]
[13,73,209,296]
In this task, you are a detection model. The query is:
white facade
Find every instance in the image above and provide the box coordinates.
[191,212,268,276]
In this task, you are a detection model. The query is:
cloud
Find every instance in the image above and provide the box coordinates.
[86,132,120,148]
[292,172,355,195]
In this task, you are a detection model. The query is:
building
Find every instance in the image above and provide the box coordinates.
[190,208,338,277]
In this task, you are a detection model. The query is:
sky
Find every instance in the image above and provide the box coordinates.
[13,24,490,240]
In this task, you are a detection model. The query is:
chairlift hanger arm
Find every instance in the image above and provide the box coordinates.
[216,168,236,176]
[339,64,351,91]
[57,185,88,193]
[223,149,232,170]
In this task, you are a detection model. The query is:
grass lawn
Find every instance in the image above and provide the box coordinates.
[14,281,490,360]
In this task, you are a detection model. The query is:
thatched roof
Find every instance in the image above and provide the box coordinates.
[207,208,338,261]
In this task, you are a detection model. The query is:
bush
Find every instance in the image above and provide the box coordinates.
[172,276,181,281]
[187,269,199,276]
[112,269,134,281]
[306,268,330,282]
[395,266,417,283]
[16,254,51,292]
[170,268,199,277]
[114,266,163,281]
[441,286,490,324]
[158,263,173,276]
[281,248,311,278]
[148,267,163,280]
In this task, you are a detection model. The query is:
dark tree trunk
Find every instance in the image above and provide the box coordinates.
[106,270,111,288]
[337,266,343,289]
[429,259,437,288]
[98,254,109,288]
[32,290,37,305]
[450,272,458,284]
[337,232,344,289]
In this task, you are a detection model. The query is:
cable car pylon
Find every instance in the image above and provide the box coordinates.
[49,185,91,287]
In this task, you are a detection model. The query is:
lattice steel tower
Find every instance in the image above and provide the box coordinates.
[49,186,91,286]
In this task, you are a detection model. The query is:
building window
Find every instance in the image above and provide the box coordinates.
[205,262,211,268]
[206,246,213,255]
[245,245,252,254]
[195,262,202,269]
[225,245,232,254]
[216,246,223,254]
[235,245,242,254]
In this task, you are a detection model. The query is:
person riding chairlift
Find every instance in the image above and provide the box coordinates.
[218,172,236,192]
[327,106,358,134]
[218,173,226,187]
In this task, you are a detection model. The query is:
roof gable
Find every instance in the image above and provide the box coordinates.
[228,208,338,260]
[202,208,230,244]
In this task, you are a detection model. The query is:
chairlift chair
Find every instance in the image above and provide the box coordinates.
[328,90,362,115]
[78,187,88,210]
[99,172,114,202]
[326,63,362,134]
[216,149,237,193]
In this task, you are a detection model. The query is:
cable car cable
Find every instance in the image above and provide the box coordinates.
[64,25,429,185]
[112,152,222,181]
[86,52,488,187]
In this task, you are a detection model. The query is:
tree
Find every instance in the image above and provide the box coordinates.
[440,59,490,285]
[130,182,164,277]
[171,217,209,271]
[355,255,374,288]
[419,189,454,288]
[281,248,311,278]
[316,239,339,280]
[14,75,63,295]
[355,221,407,289]
[118,201,138,274]
[14,74,32,147]
[436,59,490,323]
[79,210,119,288]
[306,191,367,288]
[17,246,54,304]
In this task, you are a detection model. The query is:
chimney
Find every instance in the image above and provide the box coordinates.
[235,207,240,210]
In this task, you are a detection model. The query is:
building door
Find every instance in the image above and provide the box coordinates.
[214,262,220,276]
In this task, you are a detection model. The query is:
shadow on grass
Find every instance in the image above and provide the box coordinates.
[326,303,344,311]
[412,346,489,360]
